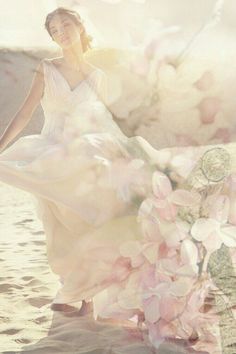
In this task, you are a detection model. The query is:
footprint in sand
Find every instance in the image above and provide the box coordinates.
[21,276,34,281]
[15,338,31,344]
[28,297,51,308]
[14,219,34,225]
[32,315,48,324]
[32,231,44,235]
[18,242,27,246]
[0,283,23,291]
[31,240,45,246]
[0,328,21,335]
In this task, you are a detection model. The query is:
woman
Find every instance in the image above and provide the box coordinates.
[0,6,235,351]
[0,7,155,317]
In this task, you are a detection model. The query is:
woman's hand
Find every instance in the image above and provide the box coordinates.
[0,60,45,156]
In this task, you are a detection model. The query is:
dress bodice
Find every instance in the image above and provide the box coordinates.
[40,59,125,140]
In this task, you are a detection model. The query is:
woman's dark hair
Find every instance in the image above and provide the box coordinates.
[45,7,92,52]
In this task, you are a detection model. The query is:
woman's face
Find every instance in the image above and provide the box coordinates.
[48,14,82,48]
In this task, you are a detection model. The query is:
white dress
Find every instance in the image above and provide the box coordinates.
[0,58,235,352]
[0,59,155,304]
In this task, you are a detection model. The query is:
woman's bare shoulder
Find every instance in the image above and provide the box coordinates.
[42,57,63,66]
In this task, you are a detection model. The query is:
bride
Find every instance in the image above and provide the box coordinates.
[0,6,235,352]
[0,7,155,317]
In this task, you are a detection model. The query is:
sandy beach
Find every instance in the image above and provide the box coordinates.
[0,184,202,354]
[0,182,228,354]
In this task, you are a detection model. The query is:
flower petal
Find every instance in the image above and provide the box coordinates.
[119,241,142,258]
[209,195,230,223]
[181,239,198,265]
[169,190,201,206]
[169,279,194,297]
[191,218,218,242]
[143,295,161,323]
[142,244,158,264]
[152,171,172,199]
[137,198,154,221]
[220,225,236,248]
[159,296,186,321]
[118,288,141,309]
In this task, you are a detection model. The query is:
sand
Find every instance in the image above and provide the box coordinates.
[0,181,224,354]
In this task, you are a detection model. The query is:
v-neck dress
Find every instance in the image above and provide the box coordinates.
[0,58,236,349]
[0,58,155,305]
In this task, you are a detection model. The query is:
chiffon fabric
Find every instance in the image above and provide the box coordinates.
[0,58,235,352]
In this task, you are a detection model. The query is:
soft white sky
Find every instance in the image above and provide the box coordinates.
[0,0,236,49]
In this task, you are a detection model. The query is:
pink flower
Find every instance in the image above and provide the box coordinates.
[194,71,215,91]
[191,195,236,253]
[212,128,231,143]
[151,171,201,221]
[198,97,221,124]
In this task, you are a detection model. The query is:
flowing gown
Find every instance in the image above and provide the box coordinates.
[0,59,156,303]
[0,58,236,352]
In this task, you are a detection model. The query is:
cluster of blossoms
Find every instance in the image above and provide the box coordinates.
[96,147,236,352]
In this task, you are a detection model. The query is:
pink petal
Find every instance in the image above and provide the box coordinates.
[141,219,162,242]
[142,244,158,264]
[181,239,198,265]
[169,189,201,206]
[148,320,178,342]
[154,201,177,221]
[194,71,214,91]
[159,296,186,322]
[220,225,236,248]
[141,265,156,289]
[143,295,161,323]
[228,199,236,225]
[119,241,142,258]
[202,231,223,252]
[131,254,146,268]
[198,97,221,124]
[112,257,132,281]
[176,264,199,277]
[209,195,230,223]
[152,171,172,199]
[137,198,154,221]
[159,258,179,275]
[169,279,195,297]
[191,218,218,242]
[158,220,179,237]
[213,128,231,143]
[118,288,142,310]
[176,220,191,237]
[158,242,169,259]
[165,230,182,248]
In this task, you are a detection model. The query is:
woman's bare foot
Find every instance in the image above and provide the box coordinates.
[51,300,93,316]
[77,300,93,316]
[50,303,78,312]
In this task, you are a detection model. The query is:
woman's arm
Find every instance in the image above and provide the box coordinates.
[0,60,45,152]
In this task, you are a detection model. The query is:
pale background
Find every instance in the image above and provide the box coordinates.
[0,0,236,48]
[0,2,235,352]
